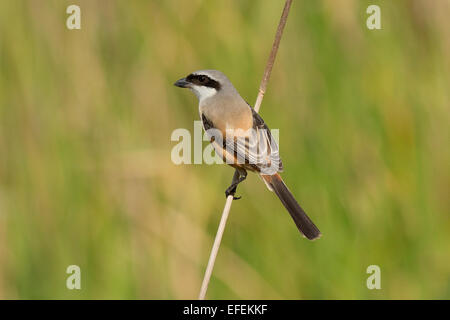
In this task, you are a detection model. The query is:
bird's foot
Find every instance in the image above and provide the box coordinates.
[225,185,241,200]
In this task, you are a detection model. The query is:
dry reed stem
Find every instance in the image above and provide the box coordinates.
[198,0,293,300]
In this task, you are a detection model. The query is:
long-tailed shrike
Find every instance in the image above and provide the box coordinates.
[175,70,321,240]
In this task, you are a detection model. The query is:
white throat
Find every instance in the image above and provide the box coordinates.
[190,85,217,103]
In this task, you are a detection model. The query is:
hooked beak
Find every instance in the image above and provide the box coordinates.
[174,77,190,88]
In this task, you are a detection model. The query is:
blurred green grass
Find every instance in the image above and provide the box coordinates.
[0,0,449,299]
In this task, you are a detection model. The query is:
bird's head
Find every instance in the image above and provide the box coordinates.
[174,70,231,102]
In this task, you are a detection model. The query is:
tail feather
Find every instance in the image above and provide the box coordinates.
[263,173,321,240]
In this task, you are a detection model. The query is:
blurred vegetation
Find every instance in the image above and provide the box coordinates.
[0,0,449,299]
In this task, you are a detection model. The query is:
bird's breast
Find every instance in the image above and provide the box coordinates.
[199,99,253,137]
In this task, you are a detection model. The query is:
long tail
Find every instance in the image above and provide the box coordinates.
[262,173,321,240]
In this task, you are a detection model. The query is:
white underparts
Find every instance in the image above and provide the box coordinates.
[190,85,217,102]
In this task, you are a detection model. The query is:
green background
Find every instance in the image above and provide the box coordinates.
[0,0,449,299]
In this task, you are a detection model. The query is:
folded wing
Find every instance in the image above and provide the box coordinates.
[202,106,283,175]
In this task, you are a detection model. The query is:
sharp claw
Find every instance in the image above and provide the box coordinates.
[233,196,241,200]
[225,186,238,198]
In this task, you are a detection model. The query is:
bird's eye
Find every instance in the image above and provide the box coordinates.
[199,76,207,83]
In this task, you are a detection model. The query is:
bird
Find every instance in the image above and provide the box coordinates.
[174,70,321,240]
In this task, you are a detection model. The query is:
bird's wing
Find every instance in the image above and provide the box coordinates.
[202,107,283,175]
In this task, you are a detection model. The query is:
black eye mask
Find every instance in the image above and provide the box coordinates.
[186,74,221,90]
